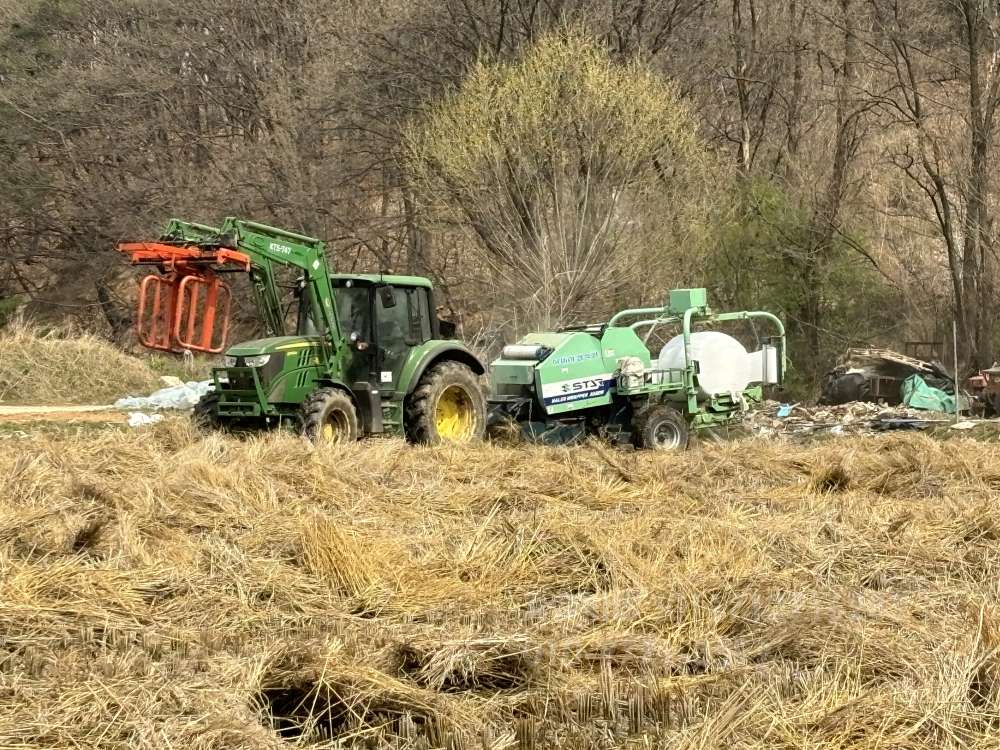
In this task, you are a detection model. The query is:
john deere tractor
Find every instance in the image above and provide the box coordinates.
[116,218,485,443]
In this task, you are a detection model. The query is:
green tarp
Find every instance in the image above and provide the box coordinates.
[900,374,956,413]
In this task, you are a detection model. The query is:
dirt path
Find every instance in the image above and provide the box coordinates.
[0,404,128,424]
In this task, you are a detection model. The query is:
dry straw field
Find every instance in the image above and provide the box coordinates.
[3,421,1000,749]
[0,321,162,405]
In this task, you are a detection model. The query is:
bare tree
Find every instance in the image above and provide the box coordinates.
[870,0,1000,367]
[406,28,710,330]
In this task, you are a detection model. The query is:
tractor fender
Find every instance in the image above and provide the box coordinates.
[312,377,357,402]
[402,342,486,395]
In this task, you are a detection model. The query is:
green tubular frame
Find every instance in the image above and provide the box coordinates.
[610,305,786,416]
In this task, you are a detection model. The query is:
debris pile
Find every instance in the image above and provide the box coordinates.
[820,347,956,407]
[746,400,954,437]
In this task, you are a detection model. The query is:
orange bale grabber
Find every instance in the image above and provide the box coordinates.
[116,239,251,354]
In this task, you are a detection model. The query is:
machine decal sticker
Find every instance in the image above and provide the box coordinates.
[550,351,599,367]
[541,373,615,406]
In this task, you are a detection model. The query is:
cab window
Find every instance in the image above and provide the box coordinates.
[376,286,410,347]
[336,285,372,341]
[412,288,433,342]
[294,283,326,336]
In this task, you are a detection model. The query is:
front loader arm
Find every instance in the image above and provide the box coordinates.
[219,219,343,360]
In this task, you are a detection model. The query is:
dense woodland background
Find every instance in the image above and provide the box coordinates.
[2,0,1000,387]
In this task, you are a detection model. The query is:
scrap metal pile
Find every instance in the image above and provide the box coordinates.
[819,347,958,410]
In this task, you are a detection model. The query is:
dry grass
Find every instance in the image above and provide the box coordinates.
[0,319,161,404]
[3,422,1000,749]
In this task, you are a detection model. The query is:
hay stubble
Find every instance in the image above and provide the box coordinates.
[2,421,1000,748]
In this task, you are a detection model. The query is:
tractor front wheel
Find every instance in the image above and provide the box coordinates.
[301,388,359,444]
[633,404,689,450]
[407,362,486,444]
[192,391,222,430]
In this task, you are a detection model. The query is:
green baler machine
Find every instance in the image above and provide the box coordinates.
[488,289,785,448]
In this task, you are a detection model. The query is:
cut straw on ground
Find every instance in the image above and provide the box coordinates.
[3,420,1000,748]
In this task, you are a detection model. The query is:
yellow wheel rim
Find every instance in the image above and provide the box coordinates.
[435,385,475,440]
[320,408,351,443]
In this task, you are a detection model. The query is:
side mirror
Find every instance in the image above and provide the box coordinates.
[439,320,457,338]
[378,285,396,308]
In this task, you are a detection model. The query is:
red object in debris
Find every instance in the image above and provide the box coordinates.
[116,242,251,354]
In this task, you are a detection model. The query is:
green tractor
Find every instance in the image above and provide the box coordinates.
[116,217,486,443]
[118,219,786,451]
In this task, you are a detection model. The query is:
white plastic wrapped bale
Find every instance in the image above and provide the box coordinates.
[658,331,752,396]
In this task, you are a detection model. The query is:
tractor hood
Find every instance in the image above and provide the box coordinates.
[225,335,324,357]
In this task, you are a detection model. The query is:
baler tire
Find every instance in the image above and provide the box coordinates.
[406,361,486,444]
[633,404,689,451]
[301,388,359,444]
[192,391,222,431]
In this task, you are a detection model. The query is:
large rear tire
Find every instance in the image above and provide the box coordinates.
[406,361,486,444]
[301,388,359,444]
[633,404,689,451]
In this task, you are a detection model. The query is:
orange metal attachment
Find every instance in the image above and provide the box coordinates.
[117,241,251,354]
[175,275,232,353]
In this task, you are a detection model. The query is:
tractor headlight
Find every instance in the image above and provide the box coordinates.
[224,355,238,367]
[243,354,271,368]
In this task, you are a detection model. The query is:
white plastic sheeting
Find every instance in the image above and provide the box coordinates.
[658,331,753,396]
[617,356,646,390]
[115,380,212,411]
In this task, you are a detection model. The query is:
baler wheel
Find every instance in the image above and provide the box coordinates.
[633,404,689,450]
[301,388,359,444]
[406,362,486,444]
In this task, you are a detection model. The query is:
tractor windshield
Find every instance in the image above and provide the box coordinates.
[294,283,326,336]
[335,284,372,342]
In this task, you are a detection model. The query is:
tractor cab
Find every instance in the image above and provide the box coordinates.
[328,274,439,395]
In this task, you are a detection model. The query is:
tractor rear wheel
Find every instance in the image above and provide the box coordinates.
[192,391,221,430]
[301,388,359,444]
[633,404,689,450]
[406,361,486,444]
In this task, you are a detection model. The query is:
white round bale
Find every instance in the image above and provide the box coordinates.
[658,331,752,396]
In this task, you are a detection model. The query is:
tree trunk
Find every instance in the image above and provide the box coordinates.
[402,184,427,278]
[960,0,996,368]
[95,281,132,345]
[731,0,757,174]
[798,0,859,366]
